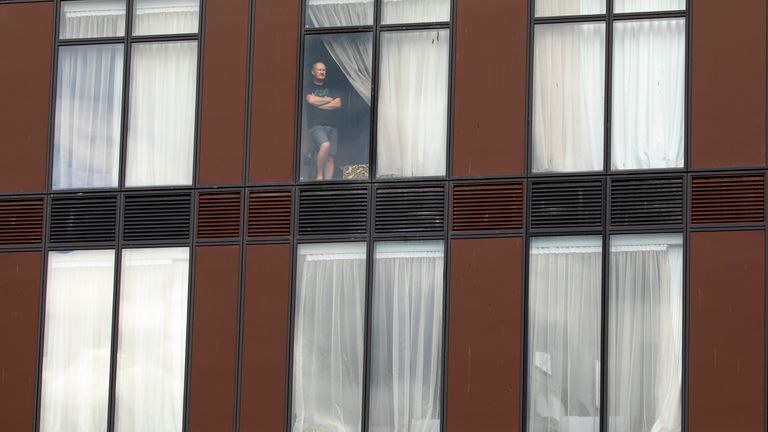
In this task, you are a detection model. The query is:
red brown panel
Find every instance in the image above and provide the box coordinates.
[249,0,298,183]
[187,246,240,432]
[0,252,42,431]
[689,231,765,432]
[691,0,766,168]
[239,244,291,431]
[447,237,522,430]
[452,0,527,177]
[0,3,53,192]
[198,0,249,186]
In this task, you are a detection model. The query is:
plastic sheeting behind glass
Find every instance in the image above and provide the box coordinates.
[535,0,604,18]
[611,19,685,170]
[292,243,367,432]
[40,250,115,432]
[614,0,685,13]
[60,0,126,39]
[381,0,450,24]
[53,44,124,190]
[133,0,199,35]
[306,0,374,28]
[528,236,602,432]
[114,248,189,432]
[533,23,605,173]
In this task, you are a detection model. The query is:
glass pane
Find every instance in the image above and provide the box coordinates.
[60,0,126,39]
[614,0,685,13]
[528,236,602,432]
[370,241,444,432]
[381,0,450,25]
[115,247,189,432]
[300,33,372,181]
[608,234,683,432]
[126,41,197,187]
[306,0,374,28]
[133,0,199,36]
[292,243,367,432]
[533,23,605,173]
[536,0,604,18]
[612,19,685,170]
[40,250,115,432]
[377,30,449,178]
[53,44,123,190]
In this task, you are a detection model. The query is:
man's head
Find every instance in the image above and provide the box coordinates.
[311,62,327,84]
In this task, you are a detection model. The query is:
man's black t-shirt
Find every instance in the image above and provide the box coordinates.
[304,81,340,128]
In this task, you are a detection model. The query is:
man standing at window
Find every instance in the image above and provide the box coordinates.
[305,61,342,180]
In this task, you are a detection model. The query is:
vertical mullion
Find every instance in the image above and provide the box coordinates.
[192,0,206,187]
[603,0,613,175]
[181,191,198,431]
[107,191,125,432]
[45,0,62,194]
[33,194,53,432]
[600,179,609,432]
[361,182,376,432]
[368,0,382,182]
[284,185,299,432]
[118,0,133,190]
[294,0,307,184]
[444,0,457,179]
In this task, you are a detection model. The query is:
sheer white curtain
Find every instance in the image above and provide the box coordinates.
[133,0,199,35]
[369,241,444,432]
[381,0,451,24]
[528,236,602,432]
[614,0,685,13]
[533,23,605,173]
[292,243,367,432]
[611,18,685,170]
[313,32,373,105]
[59,0,125,39]
[40,250,115,432]
[535,0,604,17]
[377,29,449,178]
[307,0,374,28]
[608,235,682,432]
[114,248,189,432]
[53,44,124,189]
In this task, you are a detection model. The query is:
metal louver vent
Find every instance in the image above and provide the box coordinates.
[248,190,292,238]
[299,188,367,237]
[197,192,241,240]
[530,180,603,230]
[691,175,765,224]
[0,198,44,246]
[123,193,191,242]
[452,183,523,232]
[610,177,684,227]
[50,195,117,244]
[375,185,445,234]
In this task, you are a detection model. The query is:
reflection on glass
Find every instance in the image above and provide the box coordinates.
[40,250,115,432]
[528,236,602,432]
[608,234,682,432]
[292,243,367,432]
[300,33,372,181]
[133,0,199,36]
[381,0,451,24]
[611,19,685,170]
[377,30,449,178]
[53,44,124,190]
[60,0,126,39]
[370,241,444,432]
[614,0,685,13]
[306,0,374,28]
[535,0,604,18]
[115,247,189,432]
[533,22,605,173]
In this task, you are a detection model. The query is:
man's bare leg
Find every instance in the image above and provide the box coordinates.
[324,155,335,180]
[316,141,331,180]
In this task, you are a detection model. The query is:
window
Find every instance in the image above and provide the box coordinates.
[52,0,200,190]
[291,241,445,431]
[532,0,685,173]
[299,0,451,181]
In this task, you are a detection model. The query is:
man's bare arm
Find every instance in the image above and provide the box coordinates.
[306,94,334,107]
[318,97,342,110]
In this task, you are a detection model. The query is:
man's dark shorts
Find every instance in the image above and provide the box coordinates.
[308,125,338,156]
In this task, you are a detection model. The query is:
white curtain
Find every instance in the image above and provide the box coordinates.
[311,32,373,105]
[611,19,685,170]
[125,41,197,187]
[533,23,605,173]
[535,0,604,17]
[377,30,449,178]
[528,236,602,432]
[40,250,116,432]
[614,0,685,13]
[381,0,451,24]
[608,235,682,432]
[369,241,444,432]
[133,0,199,35]
[307,0,374,28]
[53,44,124,190]
[114,248,190,432]
[292,243,367,432]
[59,0,126,39]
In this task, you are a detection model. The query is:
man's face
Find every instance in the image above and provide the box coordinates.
[311,63,327,82]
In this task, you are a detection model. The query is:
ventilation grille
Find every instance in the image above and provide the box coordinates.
[197,192,241,240]
[123,193,191,242]
[691,175,765,224]
[452,183,523,232]
[375,186,445,234]
[0,198,44,246]
[530,180,603,230]
[50,195,117,244]
[248,190,292,238]
[299,188,367,236]
[610,177,684,227]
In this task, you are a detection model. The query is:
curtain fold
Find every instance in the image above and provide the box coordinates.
[614,0,685,13]
[133,0,199,35]
[381,0,451,24]
[59,0,125,39]
[307,0,374,28]
[535,0,604,17]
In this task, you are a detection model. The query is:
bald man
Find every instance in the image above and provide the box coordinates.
[304,62,342,180]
